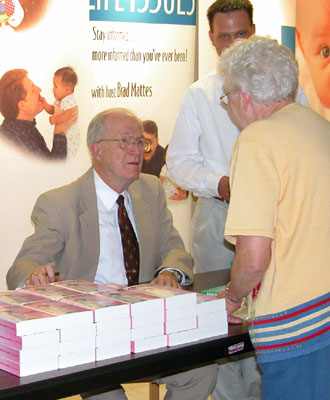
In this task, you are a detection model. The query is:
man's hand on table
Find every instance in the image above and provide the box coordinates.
[151,270,181,288]
[26,263,60,286]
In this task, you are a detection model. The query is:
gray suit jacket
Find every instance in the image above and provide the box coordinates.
[7,168,193,289]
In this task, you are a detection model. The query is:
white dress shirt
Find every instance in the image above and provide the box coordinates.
[93,170,138,285]
[167,69,309,199]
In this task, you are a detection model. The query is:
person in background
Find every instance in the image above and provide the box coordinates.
[42,66,80,159]
[7,107,217,400]
[166,1,309,399]
[219,34,330,400]
[160,145,188,201]
[141,119,165,177]
[0,69,71,160]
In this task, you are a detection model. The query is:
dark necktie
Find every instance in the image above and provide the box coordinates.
[116,195,140,286]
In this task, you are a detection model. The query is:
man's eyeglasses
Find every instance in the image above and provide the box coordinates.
[219,92,230,107]
[98,136,151,152]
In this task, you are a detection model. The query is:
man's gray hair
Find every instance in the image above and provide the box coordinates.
[219,35,299,104]
[86,108,143,153]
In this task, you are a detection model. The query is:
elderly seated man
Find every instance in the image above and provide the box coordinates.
[217,35,330,400]
[7,107,217,400]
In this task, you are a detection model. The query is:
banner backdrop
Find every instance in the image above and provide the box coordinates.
[0,0,196,290]
[296,0,330,121]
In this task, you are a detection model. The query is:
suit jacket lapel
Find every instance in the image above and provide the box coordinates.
[78,168,100,281]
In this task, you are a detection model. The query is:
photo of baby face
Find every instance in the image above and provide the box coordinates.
[296,0,330,108]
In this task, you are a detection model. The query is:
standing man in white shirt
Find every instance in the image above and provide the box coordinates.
[167,1,309,399]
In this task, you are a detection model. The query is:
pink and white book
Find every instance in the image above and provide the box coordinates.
[166,328,200,347]
[96,340,131,361]
[131,335,167,353]
[0,354,58,377]
[59,336,95,355]
[93,282,126,291]
[130,311,164,329]
[0,341,58,364]
[24,300,93,328]
[197,311,227,328]
[0,329,59,350]
[198,321,228,339]
[52,279,125,294]
[58,349,95,369]
[59,324,96,342]
[97,289,164,316]
[60,293,130,322]
[18,284,81,300]
[129,284,197,310]
[96,318,130,335]
[130,323,164,341]
[0,290,48,306]
[164,316,197,335]
[95,329,130,348]
[196,293,226,315]
[0,305,55,336]
[165,305,197,322]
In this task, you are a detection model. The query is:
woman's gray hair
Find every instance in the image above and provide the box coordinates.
[86,108,143,153]
[219,35,299,104]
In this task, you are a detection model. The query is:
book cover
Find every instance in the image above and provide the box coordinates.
[129,284,197,310]
[19,284,82,300]
[0,291,49,306]
[24,300,93,328]
[97,289,164,316]
[0,305,55,336]
[61,293,130,322]
[200,286,226,297]
[53,279,125,294]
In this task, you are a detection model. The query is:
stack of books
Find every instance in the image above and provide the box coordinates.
[97,289,167,353]
[0,280,228,376]
[61,292,131,361]
[196,293,228,339]
[131,285,199,347]
[24,299,95,368]
[0,302,58,377]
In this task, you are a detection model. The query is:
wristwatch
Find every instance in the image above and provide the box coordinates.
[157,268,184,284]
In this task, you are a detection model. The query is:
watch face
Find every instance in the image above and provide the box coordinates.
[174,271,183,283]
